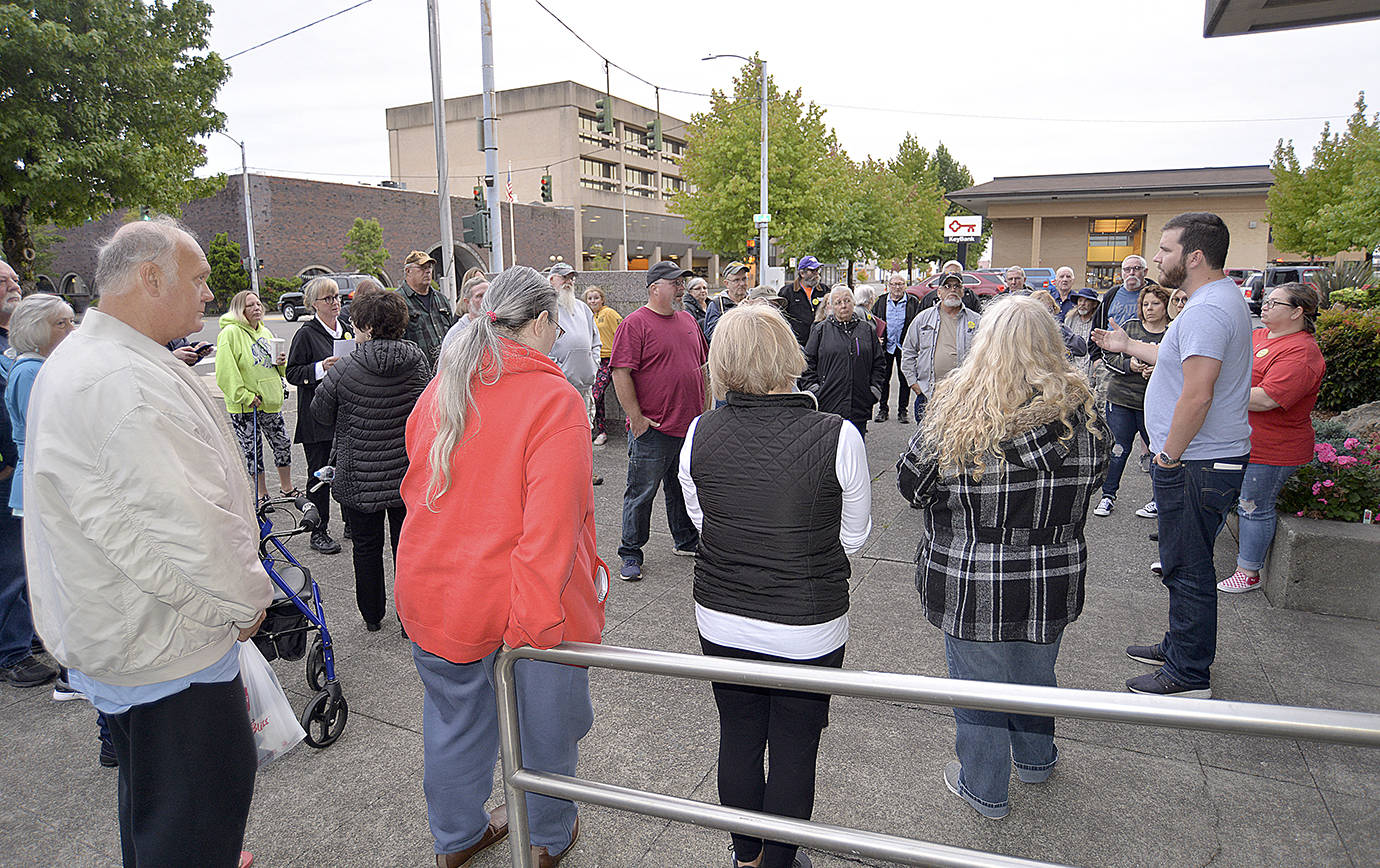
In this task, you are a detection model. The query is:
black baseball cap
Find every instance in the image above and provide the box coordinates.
[646,261,694,287]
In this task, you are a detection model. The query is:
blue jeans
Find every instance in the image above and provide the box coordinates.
[1234,463,1300,572]
[618,427,699,565]
[1152,456,1248,687]
[412,646,592,854]
[943,632,1063,811]
[1102,402,1148,499]
[0,474,36,668]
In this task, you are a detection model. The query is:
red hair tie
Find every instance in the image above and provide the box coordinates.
[487,311,498,322]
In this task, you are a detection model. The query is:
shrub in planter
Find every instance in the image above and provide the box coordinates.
[1277,436,1380,522]
[1328,286,1380,310]
[1314,307,1380,412]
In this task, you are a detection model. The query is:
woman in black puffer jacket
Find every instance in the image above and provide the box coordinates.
[800,285,887,438]
[312,288,429,630]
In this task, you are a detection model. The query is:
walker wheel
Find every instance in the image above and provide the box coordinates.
[306,639,327,692]
[300,690,347,748]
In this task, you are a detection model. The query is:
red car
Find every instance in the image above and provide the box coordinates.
[907,271,1008,305]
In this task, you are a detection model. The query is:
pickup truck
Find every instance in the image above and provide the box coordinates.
[1241,265,1323,315]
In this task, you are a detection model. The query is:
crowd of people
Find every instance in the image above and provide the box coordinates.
[0,208,1331,864]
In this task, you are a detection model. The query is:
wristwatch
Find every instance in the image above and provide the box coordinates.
[1156,451,1181,468]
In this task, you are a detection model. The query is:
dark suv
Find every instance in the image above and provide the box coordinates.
[278,273,376,321]
[1242,265,1324,315]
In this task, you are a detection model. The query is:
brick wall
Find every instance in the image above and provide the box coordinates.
[40,174,578,293]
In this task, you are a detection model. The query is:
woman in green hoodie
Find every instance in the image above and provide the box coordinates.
[216,290,297,500]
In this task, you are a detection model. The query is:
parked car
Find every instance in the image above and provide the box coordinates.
[1022,267,1056,290]
[1240,265,1325,315]
[1225,268,1252,286]
[278,273,375,321]
[907,271,1007,308]
[1239,270,1264,309]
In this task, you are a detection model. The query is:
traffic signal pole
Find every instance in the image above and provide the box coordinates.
[426,0,456,304]
[480,0,504,273]
[758,58,769,274]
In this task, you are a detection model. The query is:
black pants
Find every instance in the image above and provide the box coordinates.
[700,636,845,868]
[880,348,909,415]
[108,676,256,868]
[302,440,333,529]
[341,503,405,625]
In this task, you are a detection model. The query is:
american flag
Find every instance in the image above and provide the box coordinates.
[505,163,515,203]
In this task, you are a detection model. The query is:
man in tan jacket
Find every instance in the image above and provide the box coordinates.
[25,218,272,867]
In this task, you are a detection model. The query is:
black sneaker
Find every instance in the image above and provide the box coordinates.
[874,408,889,423]
[897,413,909,424]
[1126,669,1212,699]
[1126,643,1167,666]
[310,530,342,555]
[0,654,59,688]
[99,737,118,768]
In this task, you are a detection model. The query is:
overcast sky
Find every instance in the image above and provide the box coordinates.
[201,0,1380,190]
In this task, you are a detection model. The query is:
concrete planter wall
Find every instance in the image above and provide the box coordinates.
[1262,512,1380,621]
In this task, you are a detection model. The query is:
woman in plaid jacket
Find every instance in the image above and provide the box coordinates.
[897,295,1109,821]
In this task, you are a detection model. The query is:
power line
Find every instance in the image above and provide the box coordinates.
[224,0,377,61]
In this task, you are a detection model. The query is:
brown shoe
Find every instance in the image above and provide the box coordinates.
[531,816,579,867]
[437,804,508,868]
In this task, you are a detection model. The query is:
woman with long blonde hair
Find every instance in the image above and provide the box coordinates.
[898,294,1108,820]
[394,266,605,868]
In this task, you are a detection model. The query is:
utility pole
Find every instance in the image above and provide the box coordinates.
[426,0,456,305]
[480,0,504,273]
[703,54,769,274]
[214,132,259,296]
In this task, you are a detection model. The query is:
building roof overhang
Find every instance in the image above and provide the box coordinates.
[949,166,1274,216]
[1204,0,1380,37]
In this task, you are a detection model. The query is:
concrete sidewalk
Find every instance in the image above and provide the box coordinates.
[4,409,1377,867]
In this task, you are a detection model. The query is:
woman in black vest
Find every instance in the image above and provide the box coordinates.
[285,276,356,554]
[311,288,428,630]
[677,304,872,868]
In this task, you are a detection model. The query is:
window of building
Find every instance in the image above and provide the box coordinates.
[662,138,685,164]
[623,126,650,157]
[579,114,612,146]
[1086,217,1144,269]
[661,175,686,196]
[580,158,619,193]
[626,166,657,198]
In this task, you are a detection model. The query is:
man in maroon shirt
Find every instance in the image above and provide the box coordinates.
[611,261,710,581]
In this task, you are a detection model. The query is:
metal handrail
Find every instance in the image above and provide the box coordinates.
[494,642,1380,868]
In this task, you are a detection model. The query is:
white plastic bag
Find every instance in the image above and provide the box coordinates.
[238,639,306,767]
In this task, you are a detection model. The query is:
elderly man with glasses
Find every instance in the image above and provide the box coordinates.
[1096,255,1155,331]
[781,255,825,346]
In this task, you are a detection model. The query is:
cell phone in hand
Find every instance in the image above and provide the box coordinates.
[193,342,215,358]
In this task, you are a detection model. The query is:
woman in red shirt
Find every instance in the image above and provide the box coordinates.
[396,266,608,868]
[1218,282,1325,593]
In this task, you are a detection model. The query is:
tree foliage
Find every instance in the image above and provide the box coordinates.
[1268,92,1380,258]
[673,58,838,262]
[0,0,229,281]
[890,135,990,265]
[207,231,248,311]
[342,217,390,277]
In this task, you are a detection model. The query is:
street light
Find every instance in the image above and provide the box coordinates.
[703,53,768,277]
[213,130,260,295]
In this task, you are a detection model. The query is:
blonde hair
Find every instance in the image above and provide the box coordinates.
[919,295,1100,480]
[1027,289,1057,317]
[227,290,262,327]
[302,276,338,307]
[708,304,804,398]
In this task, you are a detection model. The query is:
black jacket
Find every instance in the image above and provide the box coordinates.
[690,391,849,624]
[780,280,823,345]
[801,316,887,425]
[871,293,922,352]
[311,339,428,512]
[286,317,354,444]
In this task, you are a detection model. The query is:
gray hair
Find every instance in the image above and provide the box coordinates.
[852,284,877,307]
[302,276,338,307]
[1056,266,1076,278]
[8,294,74,356]
[424,265,558,508]
[94,217,192,298]
[1005,265,1026,277]
[1121,255,1147,269]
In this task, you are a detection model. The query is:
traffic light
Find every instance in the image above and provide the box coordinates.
[650,118,663,153]
[594,96,613,135]
[461,210,491,246]
[540,174,553,203]
[745,238,756,263]
[473,185,483,208]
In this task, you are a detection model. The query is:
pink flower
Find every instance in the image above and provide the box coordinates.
[1336,456,1358,468]
[1323,479,1335,488]
[1344,437,1360,450]
[1312,482,1322,495]
[1315,443,1338,463]
[1296,511,1305,516]
[1318,498,1328,505]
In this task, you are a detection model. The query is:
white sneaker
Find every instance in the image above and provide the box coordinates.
[1135,501,1158,519]
[593,432,608,446]
[1151,561,1163,575]
[1093,496,1115,517]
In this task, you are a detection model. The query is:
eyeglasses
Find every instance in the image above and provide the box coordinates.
[318,294,340,303]
[1261,299,1297,311]
[1123,266,1147,272]
[553,320,566,340]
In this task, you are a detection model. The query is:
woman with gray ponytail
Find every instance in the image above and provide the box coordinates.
[394,266,607,868]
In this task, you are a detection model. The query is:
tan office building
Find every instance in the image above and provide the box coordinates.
[387,81,718,273]
[950,166,1287,288]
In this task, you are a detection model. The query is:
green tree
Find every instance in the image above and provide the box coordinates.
[207,231,248,311]
[1268,92,1380,257]
[811,156,913,281]
[673,58,839,262]
[342,217,391,277]
[0,0,229,282]
[887,136,985,270]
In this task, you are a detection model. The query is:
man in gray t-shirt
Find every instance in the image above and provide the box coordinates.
[1093,212,1250,700]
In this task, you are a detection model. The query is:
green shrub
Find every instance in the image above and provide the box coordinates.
[257,276,302,307]
[1314,307,1380,412]
[1327,284,1380,310]
[1312,418,1356,450]
[1278,437,1380,523]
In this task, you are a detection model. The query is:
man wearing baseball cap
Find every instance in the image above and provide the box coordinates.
[609,261,709,581]
[400,250,454,371]
[703,261,750,342]
[781,255,823,346]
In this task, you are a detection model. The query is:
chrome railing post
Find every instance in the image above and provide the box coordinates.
[494,647,533,868]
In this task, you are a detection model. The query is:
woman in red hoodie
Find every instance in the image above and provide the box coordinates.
[396,266,608,868]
